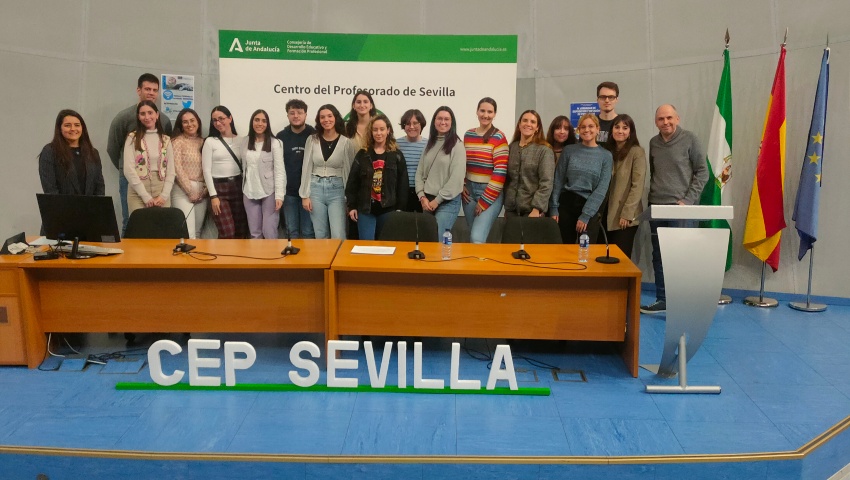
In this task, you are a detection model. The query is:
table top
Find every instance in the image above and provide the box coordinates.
[18,239,342,270]
[331,240,642,278]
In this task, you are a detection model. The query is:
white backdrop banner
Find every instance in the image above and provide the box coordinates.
[219,31,517,136]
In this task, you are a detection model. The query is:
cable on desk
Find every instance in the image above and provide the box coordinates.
[176,251,291,261]
[416,255,588,271]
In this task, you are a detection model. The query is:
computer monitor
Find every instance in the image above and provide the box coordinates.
[36,194,121,243]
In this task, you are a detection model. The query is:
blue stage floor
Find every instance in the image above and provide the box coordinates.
[1,290,849,479]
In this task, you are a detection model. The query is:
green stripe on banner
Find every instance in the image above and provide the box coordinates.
[116,382,549,396]
[219,30,517,63]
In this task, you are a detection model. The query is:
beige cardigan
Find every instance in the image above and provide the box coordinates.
[606,145,647,231]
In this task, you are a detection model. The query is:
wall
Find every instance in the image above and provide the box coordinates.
[1,0,848,297]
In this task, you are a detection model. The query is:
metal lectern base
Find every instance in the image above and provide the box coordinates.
[644,335,722,395]
[743,296,778,307]
[718,295,732,305]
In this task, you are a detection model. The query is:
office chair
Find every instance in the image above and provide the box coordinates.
[378,211,439,242]
[124,207,189,239]
[500,216,562,244]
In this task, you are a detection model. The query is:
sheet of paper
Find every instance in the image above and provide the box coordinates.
[29,237,57,246]
[350,245,396,255]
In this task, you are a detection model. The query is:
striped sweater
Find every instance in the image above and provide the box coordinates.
[463,128,509,209]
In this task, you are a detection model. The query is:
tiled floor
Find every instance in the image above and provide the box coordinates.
[1,291,850,479]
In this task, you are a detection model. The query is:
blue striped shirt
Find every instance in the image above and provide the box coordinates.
[397,136,428,188]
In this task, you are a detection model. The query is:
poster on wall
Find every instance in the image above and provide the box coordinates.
[160,74,195,125]
[570,102,600,130]
[218,31,517,136]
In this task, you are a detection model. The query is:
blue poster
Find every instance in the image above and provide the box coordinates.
[570,102,600,129]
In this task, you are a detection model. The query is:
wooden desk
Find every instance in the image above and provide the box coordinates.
[17,239,341,368]
[0,254,27,365]
[328,241,642,377]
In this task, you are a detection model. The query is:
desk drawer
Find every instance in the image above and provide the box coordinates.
[0,268,18,295]
[0,296,25,364]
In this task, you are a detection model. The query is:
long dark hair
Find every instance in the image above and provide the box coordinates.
[132,100,165,152]
[313,104,346,139]
[604,114,640,162]
[345,91,376,138]
[207,105,237,139]
[510,110,548,146]
[425,106,460,155]
[172,108,203,138]
[546,115,576,150]
[476,97,498,143]
[247,109,272,153]
[50,109,95,172]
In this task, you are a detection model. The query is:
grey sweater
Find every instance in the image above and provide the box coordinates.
[414,137,466,204]
[549,144,613,223]
[106,104,173,170]
[504,142,555,215]
[648,127,707,205]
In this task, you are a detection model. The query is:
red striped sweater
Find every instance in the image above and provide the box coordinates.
[464,128,509,210]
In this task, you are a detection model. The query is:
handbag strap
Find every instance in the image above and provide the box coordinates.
[218,137,243,174]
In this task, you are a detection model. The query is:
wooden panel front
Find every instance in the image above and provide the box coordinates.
[336,272,627,341]
[34,268,325,333]
[0,296,25,364]
[0,269,18,295]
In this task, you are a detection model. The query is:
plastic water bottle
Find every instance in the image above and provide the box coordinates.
[578,233,590,263]
[442,229,453,260]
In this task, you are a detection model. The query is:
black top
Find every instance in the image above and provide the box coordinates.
[320,136,340,161]
[38,143,106,196]
[276,125,316,196]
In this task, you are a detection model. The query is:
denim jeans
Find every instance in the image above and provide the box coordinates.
[283,194,314,239]
[462,181,504,244]
[119,169,129,235]
[649,217,698,302]
[356,211,391,240]
[308,176,346,240]
[432,194,461,242]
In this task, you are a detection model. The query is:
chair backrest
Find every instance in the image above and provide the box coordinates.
[378,211,439,242]
[124,207,189,239]
[500,216,562,244]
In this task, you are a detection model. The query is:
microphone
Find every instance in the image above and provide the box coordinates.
[281,225,300,255]
[174,203,197,253]
[408,213,425,259]
[67,236,92,260]
[511,217,531,260]
[595,226,620,264]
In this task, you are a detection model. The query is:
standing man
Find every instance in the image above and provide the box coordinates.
[641,104,708,314]
[276,99,315,238]
[596,81,619,143]
[107,73,173,233]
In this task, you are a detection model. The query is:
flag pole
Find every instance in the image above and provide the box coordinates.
[718,28,733,306]
[744,262,778,307]
[790,246,827,312]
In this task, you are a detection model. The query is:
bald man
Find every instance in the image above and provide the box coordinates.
[640,104,708,314]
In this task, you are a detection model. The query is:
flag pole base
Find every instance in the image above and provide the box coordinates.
[789,301,827,312]
[744,296,778,307]
[718,295,733,305]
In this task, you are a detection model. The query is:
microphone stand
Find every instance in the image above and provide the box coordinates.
[408,213,425,259]
[281,227,300,255]
[174,204,197,253]
[511,216,531,260]
[595,226,620,264]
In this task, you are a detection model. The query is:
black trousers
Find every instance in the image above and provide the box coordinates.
[557,190,601,245]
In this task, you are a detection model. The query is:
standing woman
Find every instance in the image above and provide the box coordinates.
[397,109,428,211]
[415,106,466,239]
[503,110,555,218]
[549,113,612,244]
[462,97,509,243]
[546,115,576,163]
[300,104,356,240]
[346,114,408,240]
[344,91,377,150]
[241,109,286,239]
[123,100,175,216]
[39,109,105,196]
[202,105,248,239]
[603,114,645,258]
[170,108,207,239]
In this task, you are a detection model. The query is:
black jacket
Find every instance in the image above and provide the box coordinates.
[38,144,106,196]
[345,148,408,213]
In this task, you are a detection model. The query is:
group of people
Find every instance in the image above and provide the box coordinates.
[38,77,707,315]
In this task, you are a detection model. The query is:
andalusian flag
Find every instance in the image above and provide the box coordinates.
[700,47,733,271]
[743,45,786,272]
[792,48,829,260]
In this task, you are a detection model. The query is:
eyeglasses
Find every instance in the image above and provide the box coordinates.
[597,95,618,101]
[404,121,420,127]
[212,117,228,124]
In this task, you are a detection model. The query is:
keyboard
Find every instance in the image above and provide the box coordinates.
[55,244,124,256]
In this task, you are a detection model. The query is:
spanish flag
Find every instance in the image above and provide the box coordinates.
[744,45,786,272]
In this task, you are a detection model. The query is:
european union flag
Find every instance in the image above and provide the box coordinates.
[792,48,829,261]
